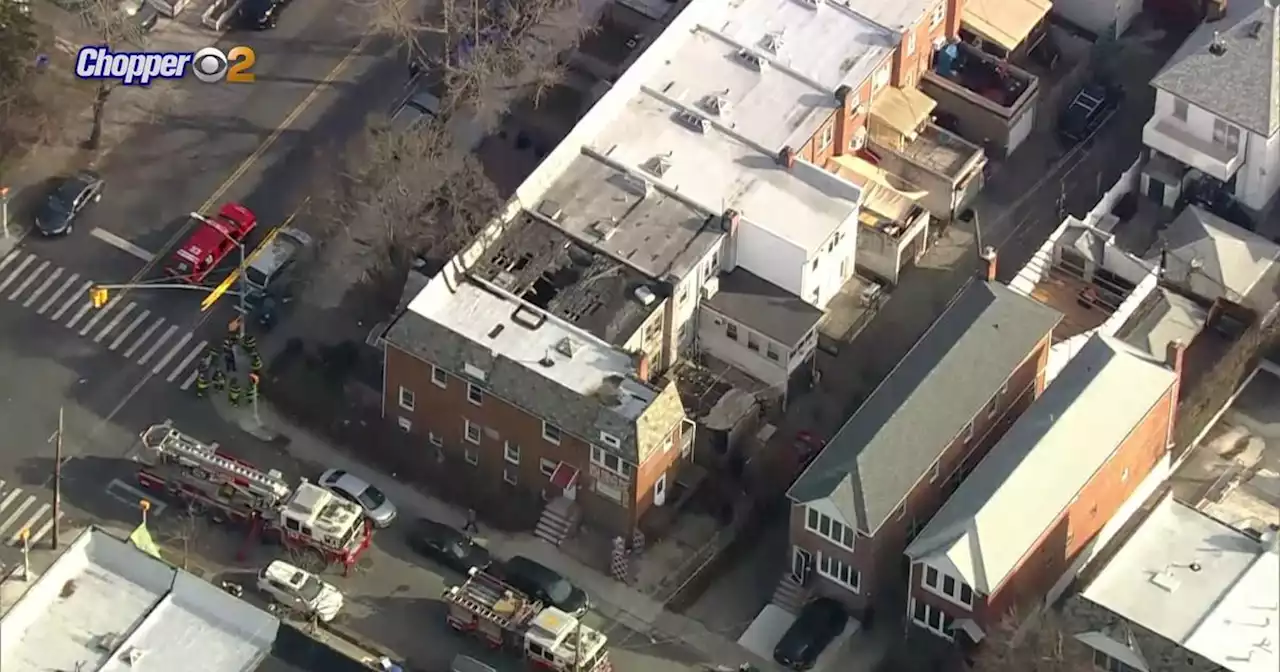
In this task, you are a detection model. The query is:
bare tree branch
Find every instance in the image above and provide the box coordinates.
[968,610,1093,672]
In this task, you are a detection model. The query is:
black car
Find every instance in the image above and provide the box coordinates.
[34,171,104,236]
[238,0,284,29]
[406,518,492,574]
[1058,82,1121,145]
[773,598,848,670]
[494,555,589,616]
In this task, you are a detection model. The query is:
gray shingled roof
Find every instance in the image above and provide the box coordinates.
[703,269,824,345]
[787,279,1062,534]
[1150,0,1280,137]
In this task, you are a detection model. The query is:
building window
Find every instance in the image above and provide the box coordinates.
[1173,98,1188,121]
[644,318,663,340]
[542,421,562,445]
[464,419,481,444]
[962,421,974,443]
[591,445,635,479]
[1121,467,1130,483]
[911,600,956,640]
[599,431,621,449]
[924,565,939,589]
[594,479,625,503]
[464,447,479,465]
[930,460,940,482]
[747,332,761,352]
[895,505,905,520]
[931,3,943,27]
[820,124,833,149]
[1212,118,1241,150]
[1092,649,1140,672]
[539,458,558,477]
[467,383,483,406]
[504,467,518,485]
[397,417,412,432]
[766,343,781,361]
[805,507,855,550]
[429,432,443,447]
[1000,381,1010,398]
[504,441,520,465]
[816,551,860,592]
[397,387,415,411]
[431,365,448,388]
[726,322,738,340]
[922,564,974,608]
[987,396,999,418]
[907,31,917,55]
[678,282,689,303]
[873,66,889,90]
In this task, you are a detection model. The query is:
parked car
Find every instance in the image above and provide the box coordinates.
[1058,82,1121,145]
[318,468,397,527]
[406,517,492,574]
[34,171,104,236]
[494,555,589,616]
[118,0,159,32]
[772,598,848,670]
[238,0,286,29]
[256,560,344,622]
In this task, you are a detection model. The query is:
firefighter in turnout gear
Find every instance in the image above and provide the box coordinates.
[194,353,213,398]
[241,333,258,351]
[246,373,259,405]
[211,368,227,391]
[227,378,242,406]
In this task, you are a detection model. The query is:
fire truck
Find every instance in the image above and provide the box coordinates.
[132,421,373,574]
[443,568,612,672]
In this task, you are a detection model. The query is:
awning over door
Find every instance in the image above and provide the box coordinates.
[870,87,937,139]
[963,0,1052,52]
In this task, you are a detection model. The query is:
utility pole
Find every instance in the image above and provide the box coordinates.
[53,407,63,550]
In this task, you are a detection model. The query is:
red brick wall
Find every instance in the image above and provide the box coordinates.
[894,3,949,88]
[788,503,875,610]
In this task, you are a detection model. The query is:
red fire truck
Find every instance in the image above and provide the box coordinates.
[132,421,373,574]
[166,202,257,284]
[443,568,613,672]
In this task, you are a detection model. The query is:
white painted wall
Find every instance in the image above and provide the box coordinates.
[1238,125,1280,211]
[737,217,807,298]
[668,243,725,354]
[697,303,816,392]
[801,216,860,308]
[1053,0,1141,37]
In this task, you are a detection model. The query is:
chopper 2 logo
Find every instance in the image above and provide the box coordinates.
[73,45,256,85]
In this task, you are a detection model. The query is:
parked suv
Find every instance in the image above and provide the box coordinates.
[1058,82,1121,145]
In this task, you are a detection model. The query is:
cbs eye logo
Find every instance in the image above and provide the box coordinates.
[190,46,257,83]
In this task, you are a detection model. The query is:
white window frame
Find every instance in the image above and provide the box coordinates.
[962,421,975,443]
[539,458,558,477]
[820,124,833,149]
[1212,118,1241,150]
[504,441,520,465]
[594,478,625,503]
[747,332,761,352]
[654,473,667,501]
[464,419,481,445]
[911,599,955,640]
[599,431,621,449]
[930,460,940,482]
[429,432,443,447]
[920,564,974,609]
[873,66,890,90]
[504,467,518,485]
[430,365,448,388]
[907,31,917,55]
[542,421,562,445]
[1092,649,1141,672]
[397,386,415,411]
[815,551,860,593]
[766,343,781,362]
[467,383,484,406]
[590,445,635,479]
[464,446,479,465]
[931,3,944,27]
[397,416,412,433]
[804,506,855,551]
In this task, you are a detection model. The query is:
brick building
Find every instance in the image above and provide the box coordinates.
[903,335,1182,644]
[779,262,1062,615]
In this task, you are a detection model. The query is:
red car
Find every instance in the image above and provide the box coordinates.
[167,203,257,284]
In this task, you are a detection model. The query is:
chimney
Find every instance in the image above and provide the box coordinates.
[777,146,796,169]
[944,0,965,39]
[833,85,854,156]
[635,352,651,382]
[980,246,998,282]
[1165,339,1186,379]
[720,209,741,235]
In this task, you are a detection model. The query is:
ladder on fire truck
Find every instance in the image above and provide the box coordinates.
[449,569,543,631]
[139,422,292,507]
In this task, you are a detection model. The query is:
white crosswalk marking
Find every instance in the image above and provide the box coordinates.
[168,339,207,382]
[0,489,20,515]
[39,273,80,315]
[24,266,63,308]
[51,280,92,320]
[94,301,136,343]
[9,260,48,300]
[9,503,51,544]
[29,513,62,546]
[138,325,178,366]
[0,483,62,548]
[153,331,192,375]
[111,309,150,351]
[0,253,36,294]
[78,296,119,336]
[0,250,21,273]
[181,369,199,390]
[124,318,164,358]
[64,299,95,329]
[0,495,35,538]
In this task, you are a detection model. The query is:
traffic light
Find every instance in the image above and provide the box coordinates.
[90,286,109,308]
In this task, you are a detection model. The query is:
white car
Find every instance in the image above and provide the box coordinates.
[256,560,344,622]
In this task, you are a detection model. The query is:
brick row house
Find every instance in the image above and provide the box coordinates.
[780,266,1062,615]
[903,335,1182,645]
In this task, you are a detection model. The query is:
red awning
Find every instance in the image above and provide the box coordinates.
[550,462,579,489]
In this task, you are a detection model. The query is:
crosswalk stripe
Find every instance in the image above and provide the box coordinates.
[138,325,178,366]
[124,318,164,358]
[9,260,49,300]
[0,249,21,273]
[0,254,36,294]
[51,280,92,320]
[9,503,51,544]
[94,301,136,343]
[153,331,192,375]
[0,495,36,538]
[39,273,80,315]
[0,479,6,491]
[0,489,19,513]
[78,296,119,336]
[28,514,62,546]
[23,266,63,308]
[181,369,199,390]
[111,309,150,351]
[168,339,207,382]
[64,299,95,329]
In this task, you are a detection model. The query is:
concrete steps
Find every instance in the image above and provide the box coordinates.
[771,574,810,614]
[534,497,580,547]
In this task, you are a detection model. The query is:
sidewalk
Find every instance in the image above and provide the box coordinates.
[237,401,780,670]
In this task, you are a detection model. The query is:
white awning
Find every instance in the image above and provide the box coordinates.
[963,0,1052,52]
[955,618,987,643]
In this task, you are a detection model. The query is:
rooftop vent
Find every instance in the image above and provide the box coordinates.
[735,49,768,71]
[622,172,652,197]
[676,110,710,133]
[1150,567,1181,592]
[494,271,518,291]
[1246,20,1264,38]
[555,337,579,357]
[700,91,730,116]
[760,31,785,54]
[634,285,657,305]
[537,199,563,221]
[539,350,555,367]
[96,633,123,652]
[592,218,619,240]
[644,152,673,177]
[123,648,146,665]
[1209,31,1228,55]
[797,0,822,9]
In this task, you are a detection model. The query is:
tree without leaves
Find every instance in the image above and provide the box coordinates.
[967,611,1093,672]
[0,4,49,163]
[77,0,152,149]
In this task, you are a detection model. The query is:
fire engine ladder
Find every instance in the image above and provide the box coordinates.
[139,422,292,502]
[453,573,540,630]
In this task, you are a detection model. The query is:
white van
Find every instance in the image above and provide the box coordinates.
[256,560,344,622]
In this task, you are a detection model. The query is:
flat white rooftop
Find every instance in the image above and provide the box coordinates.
[844,0,938,33]
[1081,498,1279,672]
[591,90,862,253]
[408,275,657,421]
[0,528,277,672]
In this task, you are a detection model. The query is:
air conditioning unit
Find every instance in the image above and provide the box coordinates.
[735,49,768,70]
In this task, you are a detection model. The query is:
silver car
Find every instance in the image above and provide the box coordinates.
[318,468,397,527]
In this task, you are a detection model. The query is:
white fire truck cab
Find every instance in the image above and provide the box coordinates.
[133,421,372,574]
